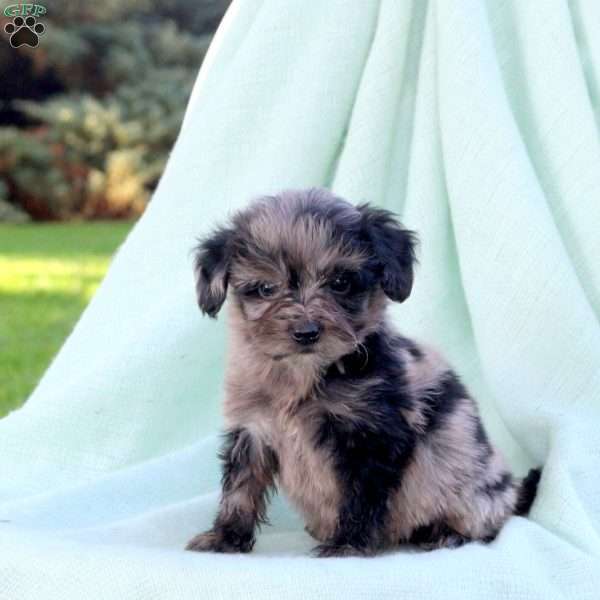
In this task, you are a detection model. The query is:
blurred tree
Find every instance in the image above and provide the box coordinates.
[0,180,30,222]
[0,0,229,220]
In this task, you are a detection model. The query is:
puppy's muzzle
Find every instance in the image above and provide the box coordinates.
[291,320,321,346]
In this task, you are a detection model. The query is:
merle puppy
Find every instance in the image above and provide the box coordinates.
[186,188,541,557]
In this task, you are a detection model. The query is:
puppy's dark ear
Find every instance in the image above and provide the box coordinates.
[194,226,234,317]
[358,204,418,302]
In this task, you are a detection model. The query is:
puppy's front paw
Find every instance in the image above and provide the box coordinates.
[185,530,220,552]
[304,524,326,541]
[185,528,255,553]
[312,542,372,558]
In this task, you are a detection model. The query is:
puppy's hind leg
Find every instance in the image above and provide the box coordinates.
[408,522,471,551]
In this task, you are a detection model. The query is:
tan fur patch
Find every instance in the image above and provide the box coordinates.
[403,343,450,397]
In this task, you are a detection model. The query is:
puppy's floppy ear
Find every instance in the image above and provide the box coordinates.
[194,226,234,317]
[358,204,418,302]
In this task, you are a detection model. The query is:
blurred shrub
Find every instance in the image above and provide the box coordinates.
[0,180,30,222]
[0,1,228,220]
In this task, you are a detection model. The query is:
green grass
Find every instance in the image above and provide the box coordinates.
[0,222,134,418]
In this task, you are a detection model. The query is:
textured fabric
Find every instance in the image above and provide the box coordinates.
[2,1,600,598]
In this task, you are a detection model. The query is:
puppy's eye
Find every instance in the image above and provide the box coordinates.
[258,282,278,298]
[329,273,351,294]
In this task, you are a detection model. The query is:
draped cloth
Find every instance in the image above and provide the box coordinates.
[2,1,600,597]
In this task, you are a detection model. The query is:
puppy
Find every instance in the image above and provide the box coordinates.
[186,188,541,557]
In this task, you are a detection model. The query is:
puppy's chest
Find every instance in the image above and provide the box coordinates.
[232,384,342,522]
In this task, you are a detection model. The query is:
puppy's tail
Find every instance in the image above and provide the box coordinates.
[514,467,542,516]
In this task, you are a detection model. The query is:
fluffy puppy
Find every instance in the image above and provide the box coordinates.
[186,188,541,557]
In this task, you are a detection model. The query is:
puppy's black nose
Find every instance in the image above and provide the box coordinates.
[292,321,321,345]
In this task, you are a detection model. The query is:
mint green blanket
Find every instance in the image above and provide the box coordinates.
[2,1,600,598]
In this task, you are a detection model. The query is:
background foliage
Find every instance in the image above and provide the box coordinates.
[0,2,229,415]
[0,0,229,221]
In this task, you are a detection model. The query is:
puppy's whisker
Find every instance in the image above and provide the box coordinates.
[355,340,369,367]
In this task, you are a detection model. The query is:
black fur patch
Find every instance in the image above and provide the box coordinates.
[514,467,542,515]
[408,521,469,546]
[390,335,423,359]
[194,226,234,317]
[326,331,414,385]
[421,371,468,435]
[479,472,512,497]
[407,345,423,359]
[318,331,416,552]
[475,418,490,446]
[210,517,256,553]
[407,522,441,544]
[289,266,300,290]
[220,429,278,499]
[219,428,249,491]
[473,416,493,465]
[357,204,418,302]
[211,428,279,551]
[329,269,378,316]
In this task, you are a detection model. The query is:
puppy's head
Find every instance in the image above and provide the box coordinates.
[194,188,417,365]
